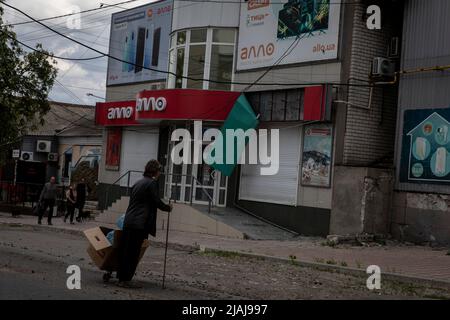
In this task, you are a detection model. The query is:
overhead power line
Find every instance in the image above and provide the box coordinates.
[1,0,383,88]
[4,0,141,27]
[2,31,106,61]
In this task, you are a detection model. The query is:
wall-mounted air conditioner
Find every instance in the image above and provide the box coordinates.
[20,151,34,161]
[36,140,51,153]
[48,153,59,162]
[372,57,396,77]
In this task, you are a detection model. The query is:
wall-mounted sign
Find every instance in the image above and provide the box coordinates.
[12,149,20,159]
[96,101,141,126]
[400,108,450,184]
[106,0,173,86]
[95,89,241,126]
[237,0,341,70]
[301,124,332,187]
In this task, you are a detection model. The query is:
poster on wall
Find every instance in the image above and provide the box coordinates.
[106,0,173,86]
[106,128,122,171]
[400,108,450,184]
[301,124,332,187]
[237,0,340,71]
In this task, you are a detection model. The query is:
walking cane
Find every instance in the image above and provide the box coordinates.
[162,200,171,289]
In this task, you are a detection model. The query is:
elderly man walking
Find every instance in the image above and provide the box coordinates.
[38,176,58,225]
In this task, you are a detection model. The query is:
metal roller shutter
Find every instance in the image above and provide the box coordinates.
[120,127,159,187]
[239,125,301,206]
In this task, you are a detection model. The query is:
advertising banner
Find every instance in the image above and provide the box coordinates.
[237,0,340,70]
[301,123,332,187]
[107,0,173,86]
[105,128,122,171]
[400,108,450,184]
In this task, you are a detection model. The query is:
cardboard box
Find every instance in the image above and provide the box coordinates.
[84,226,149,271]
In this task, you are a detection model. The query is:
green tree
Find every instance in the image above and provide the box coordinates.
[0,6,58,164]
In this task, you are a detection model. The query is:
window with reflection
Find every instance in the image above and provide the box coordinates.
[168,28,236,90]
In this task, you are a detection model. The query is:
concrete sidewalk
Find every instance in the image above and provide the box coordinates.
[1,212,449,285]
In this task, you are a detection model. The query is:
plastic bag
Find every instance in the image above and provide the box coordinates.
[106,230,114,244]
[116,214,125,229]
[106,214,125,244]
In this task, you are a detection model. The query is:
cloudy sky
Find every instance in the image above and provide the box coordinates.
[2,0,154,105]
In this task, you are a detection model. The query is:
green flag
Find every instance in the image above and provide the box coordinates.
[208,94,259,176]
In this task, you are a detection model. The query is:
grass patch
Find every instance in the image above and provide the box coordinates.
[288,255,298,265]
[314,257,325,264]
[326,259,337,265]
[199,249,265,261]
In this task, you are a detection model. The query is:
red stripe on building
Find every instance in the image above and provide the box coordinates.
[303,85,324,121]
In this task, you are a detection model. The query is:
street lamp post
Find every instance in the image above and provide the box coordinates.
[86,93,105,100]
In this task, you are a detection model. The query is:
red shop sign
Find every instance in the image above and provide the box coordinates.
[95,89,241,127]
[95,100,141,126]
[135,89,241,122]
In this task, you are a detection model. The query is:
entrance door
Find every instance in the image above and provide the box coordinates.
[164,143,227,207]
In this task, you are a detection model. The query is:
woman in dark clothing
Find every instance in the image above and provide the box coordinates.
[64,185,77,224]
[117,159,172,288]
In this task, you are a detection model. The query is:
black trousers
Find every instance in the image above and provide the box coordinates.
[117,228,147,282]
[38,199,55,223]
[65,203,75,222]
[76,201,85,220]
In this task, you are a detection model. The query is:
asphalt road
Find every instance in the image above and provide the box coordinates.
[0,224,449,300]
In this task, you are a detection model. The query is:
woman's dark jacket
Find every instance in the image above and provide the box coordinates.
[123,176,171,237]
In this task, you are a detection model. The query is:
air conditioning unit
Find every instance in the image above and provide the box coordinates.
[372,57,396,77]
[20,151,34,161]
[36,140,51,153]
[48,153,59,162]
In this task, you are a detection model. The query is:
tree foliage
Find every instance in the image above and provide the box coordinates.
[0,6,58,163]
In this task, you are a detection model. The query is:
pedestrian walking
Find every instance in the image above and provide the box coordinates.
[75,178,87,222]
[64,185,77,224]
[38,176,58,225]
[117,159,172,288]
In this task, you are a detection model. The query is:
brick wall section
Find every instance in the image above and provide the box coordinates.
[342,3,399,166]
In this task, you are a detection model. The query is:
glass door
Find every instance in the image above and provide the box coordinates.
[165,137,228,207]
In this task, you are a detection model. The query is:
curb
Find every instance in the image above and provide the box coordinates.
[201,247,450,291]
[1,220,450,291]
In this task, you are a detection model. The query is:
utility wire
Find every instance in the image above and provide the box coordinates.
[4,0,142,27]
[6,33,106,61]
[1,1,382,88]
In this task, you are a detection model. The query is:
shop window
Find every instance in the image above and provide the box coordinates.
[187,45,206,89]
[177,31,186,45]
[190,28,207,43]
[260,92,273,121]
[286,90,302,121]
[272,91,286,121]
[213,28,235,43]
[175,48,185,88]
[246,89,305,122]
[168,28,236,91]
[209,45,233,91]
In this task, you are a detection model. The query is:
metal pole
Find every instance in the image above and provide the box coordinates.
[174,181,178,203]
[162,200,171,289]
[126,171,131,196]
[190,177,194,205]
